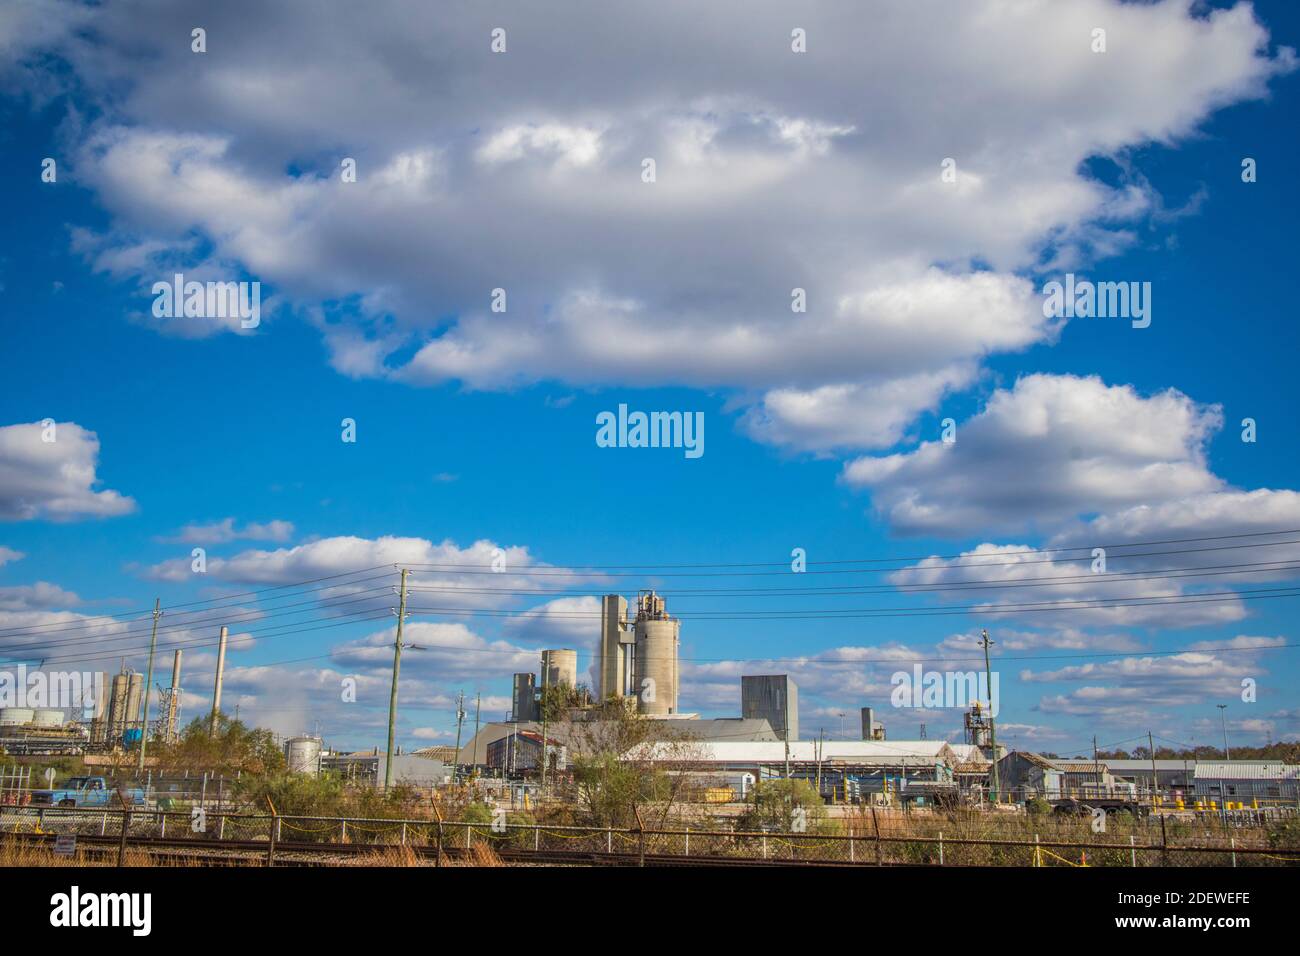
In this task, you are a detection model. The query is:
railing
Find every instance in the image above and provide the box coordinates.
[3,806,1299,866]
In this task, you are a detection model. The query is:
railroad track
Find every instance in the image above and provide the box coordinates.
[4,830,866,867]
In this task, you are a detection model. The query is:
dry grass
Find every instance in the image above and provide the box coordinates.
[0,836,183,867]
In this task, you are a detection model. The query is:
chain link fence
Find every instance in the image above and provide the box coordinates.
[5,806,1299,866]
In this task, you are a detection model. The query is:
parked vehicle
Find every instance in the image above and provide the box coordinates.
[28,776,147,808]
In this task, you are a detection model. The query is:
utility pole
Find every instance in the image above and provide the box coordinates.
[1148,731,1159,808]
[539,653,548,796]
[1217,704,1231,760]
[472,692,481,775]
[980,629,999,803]
[452,691,466,783]
[383,568,409,792]
[136,600,162,776]
[1093,735,1101,798]
[816,729,824,796]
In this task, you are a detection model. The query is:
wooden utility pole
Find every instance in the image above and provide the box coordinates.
[1148,731,1159,809]
[383,568,409,791]
[136,600,162,775]
[1093,735,1101,798]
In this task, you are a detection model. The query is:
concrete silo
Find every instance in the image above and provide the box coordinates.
[633,591,679,716]
[541,649,578,689]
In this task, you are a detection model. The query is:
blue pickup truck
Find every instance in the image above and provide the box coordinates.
[29,776,147,808]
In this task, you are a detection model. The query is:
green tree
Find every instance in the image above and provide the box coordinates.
[154,714,285,776]
[736,778,835,834]
[563,697,702,829]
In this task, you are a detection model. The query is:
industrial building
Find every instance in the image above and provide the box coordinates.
[595,591,680,715]
[486,731,567,773]
[741,675,798,742]
[319,751,453,788]
[631,739,963,780]
[511,672,537,723]
[1192,762,1300,803]
[995,752,1063,799]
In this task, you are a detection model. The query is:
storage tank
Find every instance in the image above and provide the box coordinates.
[107,671,129,736]
[126,672,144,729]
[540,649,578,689]
[32,709,64,728]
[0,707,34,727]
[285,736,323,776]
[634,592,679,716]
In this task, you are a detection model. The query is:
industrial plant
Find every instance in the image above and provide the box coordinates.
[2,587,1297,876]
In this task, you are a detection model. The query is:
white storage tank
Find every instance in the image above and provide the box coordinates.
[32,709,64,728]
[285,735,323,776]
[0,708,34,727]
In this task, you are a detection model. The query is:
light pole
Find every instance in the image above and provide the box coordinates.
[1217,704,1231,760]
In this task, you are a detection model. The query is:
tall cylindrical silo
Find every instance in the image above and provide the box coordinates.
[125,672,144,734]
[541,649,578,689]
[634,592,679,716]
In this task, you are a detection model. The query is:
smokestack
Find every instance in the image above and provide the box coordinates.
[210,626,228,736]
[166,650,182,739]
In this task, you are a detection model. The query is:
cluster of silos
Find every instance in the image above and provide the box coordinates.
[101,668,144,744]
[0,708,65,729]
[595,591,680,715]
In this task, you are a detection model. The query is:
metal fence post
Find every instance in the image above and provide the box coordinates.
[100,812,108,836]
[534,826,540,851]
[466,823,471,849]
[685,826,689,857]
[1231,836,1237,868]
[160,813,166,839]
[218,814,225,841]
[1130,835,1136,867]
[871,805,882,865]
[849,827,855,864]
[938,831,944,866]
[401,822,407,845]
[341,819,347,842]
[117,809,130,867]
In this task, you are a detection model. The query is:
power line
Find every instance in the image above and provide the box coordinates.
[408,528,1300,571]
[404,535,1300,576]
[0,569,397,637]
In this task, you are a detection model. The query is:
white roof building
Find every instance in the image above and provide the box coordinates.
[629,738,960,768]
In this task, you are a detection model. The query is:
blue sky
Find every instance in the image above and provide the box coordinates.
[1,0,1298,755]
